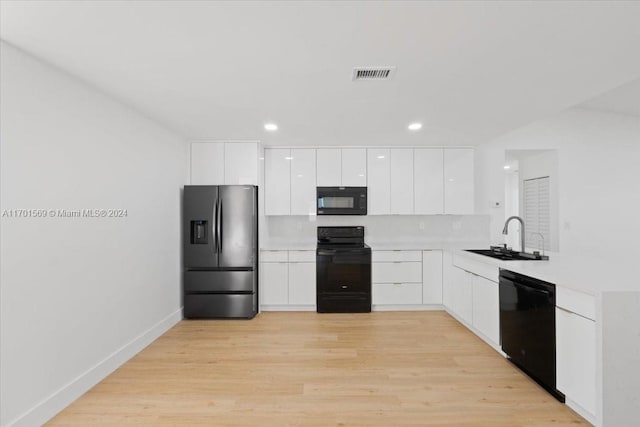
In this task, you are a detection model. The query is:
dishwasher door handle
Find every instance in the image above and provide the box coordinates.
[513,281,551,296]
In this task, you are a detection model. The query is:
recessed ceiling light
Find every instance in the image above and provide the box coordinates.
[408,122,422,131]
[377,155,385,159]
[284,156,293,160]
[264,123,278,131]
[504,165,511,170]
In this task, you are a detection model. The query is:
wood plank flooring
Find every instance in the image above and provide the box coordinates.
[48,311,588,426]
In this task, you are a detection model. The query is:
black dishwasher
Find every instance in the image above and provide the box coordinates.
[499,269,564,401]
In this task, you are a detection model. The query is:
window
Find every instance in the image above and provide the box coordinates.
[523,176,550,251]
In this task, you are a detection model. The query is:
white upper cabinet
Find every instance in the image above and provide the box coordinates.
[290,149,317,215]
[265,148,291,215]
[444,148,474,214]
[341,149,367,186]
[190,142,225,184]
[225,142,258,185]
[316,148,341,186]
[191,142,258,185]
[367,148,390,215]
[414,149,444,214]
[390,149,414,214]
[263,146,474,217]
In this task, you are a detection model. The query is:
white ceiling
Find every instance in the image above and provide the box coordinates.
[578,78,640,116]
[1,1,640,146]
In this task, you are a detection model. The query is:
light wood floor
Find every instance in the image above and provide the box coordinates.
[48,311,588,426]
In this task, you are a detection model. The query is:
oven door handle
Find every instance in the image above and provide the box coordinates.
[317,249,337,256]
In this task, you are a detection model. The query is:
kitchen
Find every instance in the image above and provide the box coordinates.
[1,1,640,427]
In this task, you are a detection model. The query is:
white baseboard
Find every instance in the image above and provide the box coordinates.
[372,304,444,311]
[260,305,316,311]
[7,308,183,427]
[565,397,596,426]
[260,305,446,312]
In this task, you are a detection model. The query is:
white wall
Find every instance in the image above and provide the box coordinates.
[0,42,187,426]
[476,107,640,264]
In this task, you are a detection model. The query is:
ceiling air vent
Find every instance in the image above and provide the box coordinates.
[352,66,396,81]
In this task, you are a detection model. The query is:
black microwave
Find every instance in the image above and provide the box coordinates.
[317,187,367,215]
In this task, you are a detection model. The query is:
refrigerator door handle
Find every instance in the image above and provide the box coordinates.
[212,197,218,253]
[219,199,224,252]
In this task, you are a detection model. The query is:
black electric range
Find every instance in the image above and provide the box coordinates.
[316,226,371,313]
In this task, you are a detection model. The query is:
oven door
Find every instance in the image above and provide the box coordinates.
[317,187,367,215]
[316,248,371,294]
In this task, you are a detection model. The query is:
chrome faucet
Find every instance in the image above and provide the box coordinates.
[502,216,525,253]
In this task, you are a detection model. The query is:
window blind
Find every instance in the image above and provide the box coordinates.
[523,176,550,251]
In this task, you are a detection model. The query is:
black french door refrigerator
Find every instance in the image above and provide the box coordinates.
[183,185,258,318]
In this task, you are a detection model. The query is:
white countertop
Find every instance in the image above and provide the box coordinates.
[260,243,639,296]
[453,249,640,296]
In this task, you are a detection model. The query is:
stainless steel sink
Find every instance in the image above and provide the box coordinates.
[466,247,549,261]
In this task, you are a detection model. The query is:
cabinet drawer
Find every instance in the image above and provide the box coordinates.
[184,294,255,318]
[185,271,254,293]
[452,253,498,282]
[261,250,288,262]
[372,262,422,283]
[372,250,421,262]
[288,250,316,262]
[556,287,596,320]
[373,283,422,305]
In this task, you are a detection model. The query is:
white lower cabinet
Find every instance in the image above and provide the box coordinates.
[261,250,315,308]
[372,262,422,284]
[372,250,423,306]
[261,261,288,305]
[471,275,499,345]
[556,307,596,418]
[422,250,443,304]
[288,262,316,305]
[445,252,499,345]
[373,283,422,305]
[450,266,473,324]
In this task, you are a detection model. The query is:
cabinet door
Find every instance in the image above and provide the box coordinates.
[288,262,316,305]
[260,262,289,305]
[316,148,341,186]
[414,148,444,214]
[422,250,443,304]
[342,148,367,186]
[225,142,258,185]
[556,308,596,417]
[373,283,422,305]
[265,149,291,215]
[372,262,422,283]
[450,267,473,325]
[190,142,225,184]
[290,149,317,215]
[367,149,390,215]
[444,148,474,214]
[472,275,499,345]
[390,149,414,214]
[442,251,455,310]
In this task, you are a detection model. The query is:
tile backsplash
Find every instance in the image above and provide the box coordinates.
[262,214,490,248]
